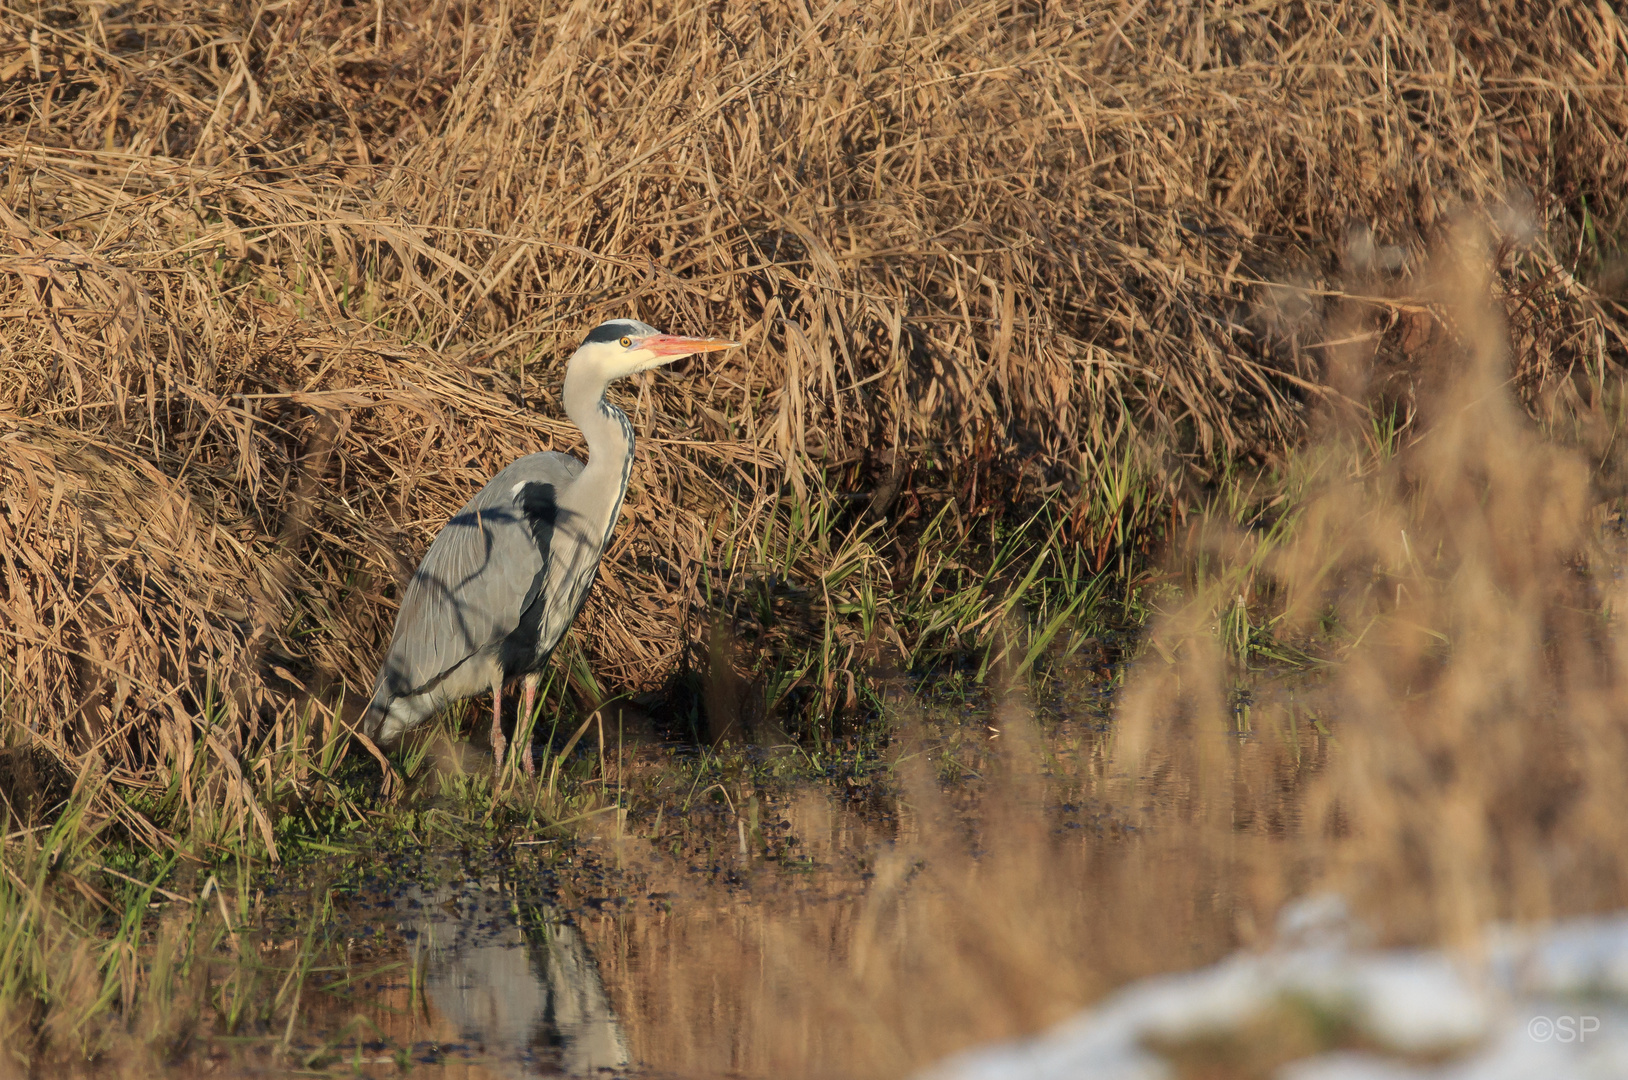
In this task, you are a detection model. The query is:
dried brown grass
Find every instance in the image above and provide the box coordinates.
[1,0,1626,842]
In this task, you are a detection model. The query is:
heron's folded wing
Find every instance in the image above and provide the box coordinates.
[385,484,554,694]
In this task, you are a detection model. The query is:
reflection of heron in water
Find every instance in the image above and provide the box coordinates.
[401,877,629,1076]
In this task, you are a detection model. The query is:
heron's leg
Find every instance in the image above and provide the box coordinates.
[490,682,507,770]
[521,673,540,777]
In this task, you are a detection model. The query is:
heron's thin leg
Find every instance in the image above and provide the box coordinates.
[490,682,507,770]
[521,673,540,777]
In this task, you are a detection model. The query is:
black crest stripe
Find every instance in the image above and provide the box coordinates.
[584,320,641,345]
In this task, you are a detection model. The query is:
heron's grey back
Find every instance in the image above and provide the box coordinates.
[378,451,584,698]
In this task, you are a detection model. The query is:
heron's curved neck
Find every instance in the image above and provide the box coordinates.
[563,363,635,491]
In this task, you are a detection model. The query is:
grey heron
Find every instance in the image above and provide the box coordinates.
[361,320,737,773]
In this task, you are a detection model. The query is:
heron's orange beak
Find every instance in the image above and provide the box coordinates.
[643,335,738,358]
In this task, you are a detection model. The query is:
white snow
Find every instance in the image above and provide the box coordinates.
[916,900,1628,1080]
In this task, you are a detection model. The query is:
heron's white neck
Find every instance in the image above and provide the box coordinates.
[562,362,636,503]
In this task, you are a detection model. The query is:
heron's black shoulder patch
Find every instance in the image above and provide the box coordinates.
[581,319,658,346]
[514,481,561,525]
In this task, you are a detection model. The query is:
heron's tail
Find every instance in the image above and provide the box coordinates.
[361,665,402,746]
[362,678,436,749]
[361,692,390,743]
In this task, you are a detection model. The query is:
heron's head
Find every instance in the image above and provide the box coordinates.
[568,319,737,384]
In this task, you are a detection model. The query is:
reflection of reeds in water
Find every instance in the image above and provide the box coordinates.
[576,221,1628,1079]
[579,686,1321,1079]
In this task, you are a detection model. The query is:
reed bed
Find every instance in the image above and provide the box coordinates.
[1,0,1626,855]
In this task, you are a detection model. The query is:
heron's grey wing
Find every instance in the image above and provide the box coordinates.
[381,452,584,696]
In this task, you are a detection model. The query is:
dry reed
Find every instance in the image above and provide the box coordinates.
[1,0,1625,846]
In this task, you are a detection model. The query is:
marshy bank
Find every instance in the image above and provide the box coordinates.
[3,0,1628,1075]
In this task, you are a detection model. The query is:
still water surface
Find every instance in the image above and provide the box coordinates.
[263,676,1327,1079]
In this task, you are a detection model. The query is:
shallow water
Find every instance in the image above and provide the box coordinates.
[179,630,1628,1080]
[235,673,1334,1079]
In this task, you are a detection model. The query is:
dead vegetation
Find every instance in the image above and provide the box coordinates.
[1,0,1626,847]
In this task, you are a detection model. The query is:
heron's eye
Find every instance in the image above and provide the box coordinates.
[619,336,632,348]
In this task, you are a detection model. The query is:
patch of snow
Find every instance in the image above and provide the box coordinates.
[916,906,1628,1080]
[1490,918,1628,999]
